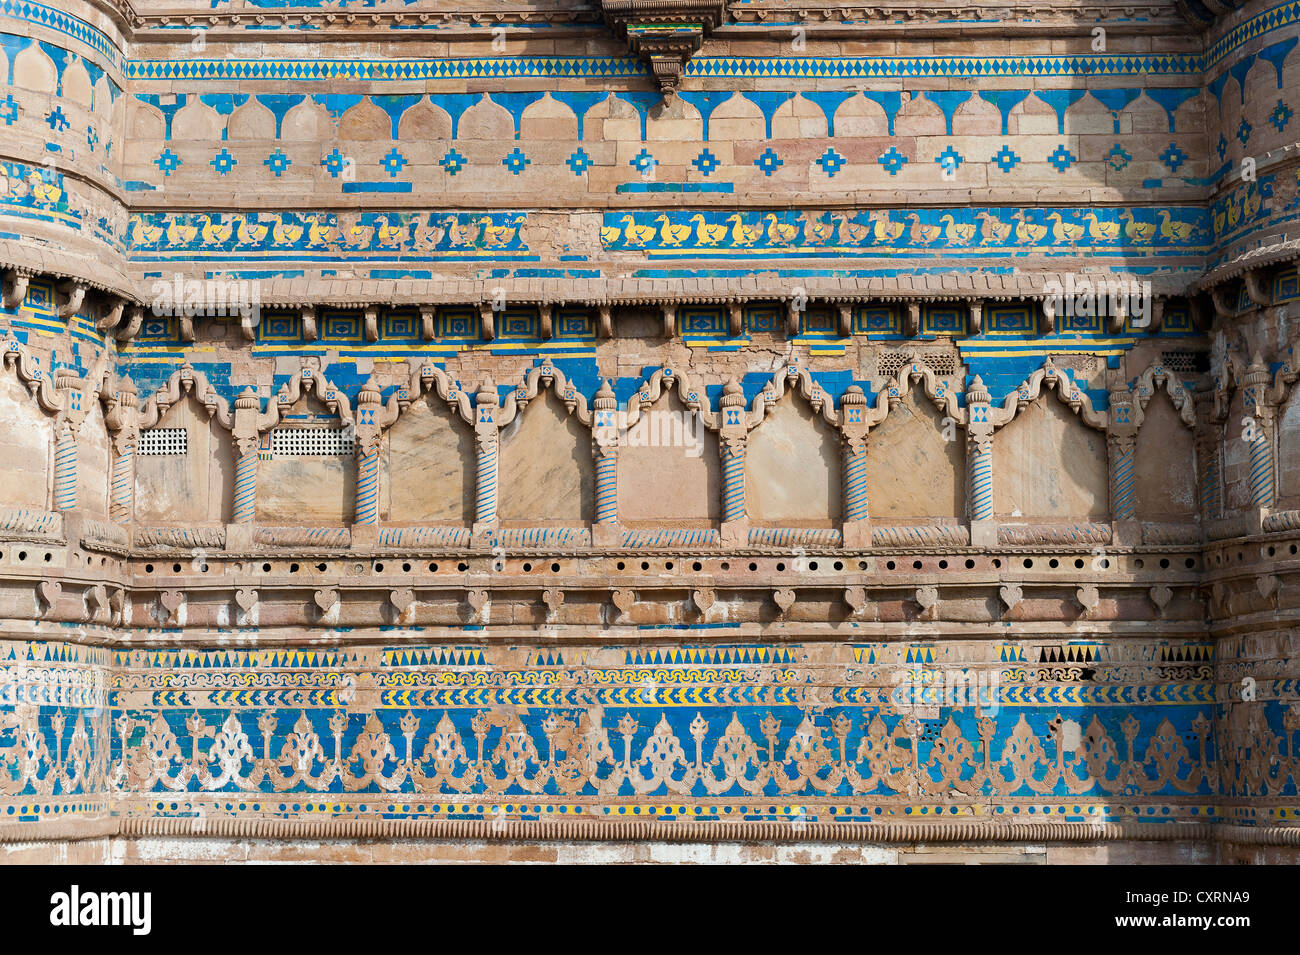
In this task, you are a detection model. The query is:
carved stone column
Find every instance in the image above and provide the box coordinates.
[353,379,382,532]
[473,380,500,535]
[1243,354,1276,532]
[592,379,621,547]
[53,367,83,512]
[840,384,870,548]
[1197,408,1222,523]
[1107,387,1138,544]
[231,388,262,528]
[104,377,140,525]
[719,379,748,547]
[965,375,995,546]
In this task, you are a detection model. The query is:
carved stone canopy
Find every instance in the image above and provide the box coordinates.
[600,0,726,94]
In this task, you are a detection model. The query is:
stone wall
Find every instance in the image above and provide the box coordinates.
[1,0,1300,863]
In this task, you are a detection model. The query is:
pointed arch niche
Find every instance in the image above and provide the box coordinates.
[498,388,593,525]
[994,396,1108,521]
[0,372,53,509]
[257,388,355,525]
[865,382,965,521]
[745,391,842,526]
[382,391,475,524]
[618,390,719,526]
[1276,380,1300,510]
[1133,390,1198,520]
[135,394,235,524]
[76,399,110,519]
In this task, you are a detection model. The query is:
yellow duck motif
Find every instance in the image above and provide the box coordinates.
[443,215,479,247]
[130,217,163,245]
[165,217,198,247]
[975,211,1012,244]
[1226,196,1241,228]
[303,214,337,248]
[233,214,269,246]
[1243,189,1260,220]
[906,213,942,245]
[1045,212,1084,244]
[1081,212,1119,242]
[691,213,728,245]
[939,214,976,244]
[1118,211,1156,243]
[867,212,902,243]
[413,219,444,249]
[1011,211,1048,245]
[831,214,870,244]
[26,171,61,205]
[621,214,658,246]
[763,213,798,245]
[655,214,692,246]
[481,214,524,249]
[339,217,374,249]
[726,213,761,246]
[198,213,233,246]
[272,217,304,246]
[1157,210,1192,241]
[375,214,406,248]
[804,213,836,244]
[600,221,622,245]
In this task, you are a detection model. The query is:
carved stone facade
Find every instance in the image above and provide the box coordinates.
[1,0,1299,863]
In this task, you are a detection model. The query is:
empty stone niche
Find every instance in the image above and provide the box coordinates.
[255,392,355,524]
[1220,388,1252,516]
[865,385,965,521]
[0,373,53,509]
[498,389,593,525]
[134,397,235,524]
[617,392,720,525]
[75,399,110,519]
[745,395,842,525]
[1275,383,1300,511]
[382,392,475,524]
[994,397,1108,521]
[1133,392,1198,520]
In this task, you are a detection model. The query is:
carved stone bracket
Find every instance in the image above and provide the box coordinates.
[542,587,565,621]
[86,583,109,623]
[159,589,183,625]
[36,580,61,617]
[611,588,635,621]
[314,588,339,620]
[234,587,258,615]
[467,588,488,622]
[600,0,726,95]
[1075,584,1100,618]
[914,585,939,618]
[390,588,415,620]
